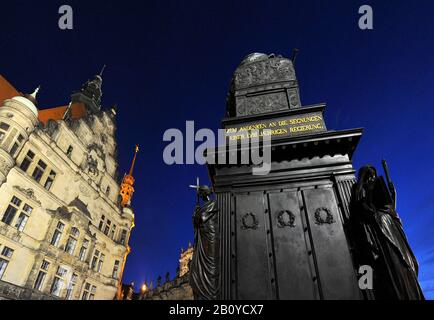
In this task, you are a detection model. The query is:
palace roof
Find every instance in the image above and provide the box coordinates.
[0,74,86,126]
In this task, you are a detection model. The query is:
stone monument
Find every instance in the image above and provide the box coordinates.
[202,52,363,299]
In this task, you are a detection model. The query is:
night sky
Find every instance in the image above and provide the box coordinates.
[1,0,433,299]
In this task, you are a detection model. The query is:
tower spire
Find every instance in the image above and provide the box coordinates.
[30,86,40,100]
[22,85,41,107]
[118,145,140,207]
[99,65,106,77]
[71,69,104,114]
[128,145,139,176]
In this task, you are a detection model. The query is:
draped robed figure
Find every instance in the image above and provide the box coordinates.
[350,164,424,300]
[189,184,219,300]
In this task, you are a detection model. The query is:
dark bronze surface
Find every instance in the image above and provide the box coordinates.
[226,53,301,117]
[196,52,423,300]
[350,165,425,300]
[189,187,219,300]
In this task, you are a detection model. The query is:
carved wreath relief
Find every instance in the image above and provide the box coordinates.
[314,207,335,225]
[241,212,259,230]
[277,210,296,228]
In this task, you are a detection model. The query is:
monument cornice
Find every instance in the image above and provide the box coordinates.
[221,103,326,126]
[206,127,363,166]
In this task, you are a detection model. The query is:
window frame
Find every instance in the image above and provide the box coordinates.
[78,239,89,261]
[32,159,47,183]
[19,150,35,172]
[0,122,10,144]
[50,266,67,297]
[50,221,65,247]
[33,260,51,291]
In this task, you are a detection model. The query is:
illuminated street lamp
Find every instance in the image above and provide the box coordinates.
[141,283,147,293]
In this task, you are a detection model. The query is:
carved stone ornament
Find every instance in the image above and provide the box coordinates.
[88,143,106,161]
[277,210,296,228]
[241,212,259,230]
[83,154,99,178]
[47,207,72,221]
[101,133,108,144]
[236,92,288,116]
[314,207,335,225]
[0,158,12,172]
[13,186,41,206]
[234,56,296,90]
[44,119,59,137]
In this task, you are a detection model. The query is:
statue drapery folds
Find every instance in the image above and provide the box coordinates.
[189,184,219,300]
[351,164,424,300]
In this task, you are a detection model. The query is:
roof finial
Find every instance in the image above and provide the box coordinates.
[99,65,106,77]
[30,86,41,100]
[128,145,140,176]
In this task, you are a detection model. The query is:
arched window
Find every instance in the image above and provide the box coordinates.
[71,227,80,237]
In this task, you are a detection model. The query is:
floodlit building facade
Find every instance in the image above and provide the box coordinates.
[0,73,137,300]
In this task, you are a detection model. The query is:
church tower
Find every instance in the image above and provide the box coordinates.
[115,145,139,300]
[70,67,104,115]
[119,145,139,207]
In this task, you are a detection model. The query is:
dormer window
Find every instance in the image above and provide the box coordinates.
[105,186,111,196]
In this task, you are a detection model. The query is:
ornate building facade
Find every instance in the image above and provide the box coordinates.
[139,245,193,300]
[178,243,193,278]
[0,73,136,300]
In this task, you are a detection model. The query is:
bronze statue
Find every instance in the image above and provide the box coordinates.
[189,178,219,300]
[351,162,424,300]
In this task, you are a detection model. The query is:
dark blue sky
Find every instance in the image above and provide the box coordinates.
[1,0,433,299]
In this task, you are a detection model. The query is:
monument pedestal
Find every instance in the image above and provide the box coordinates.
[205,53,364,300]
[208,108,363,300]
